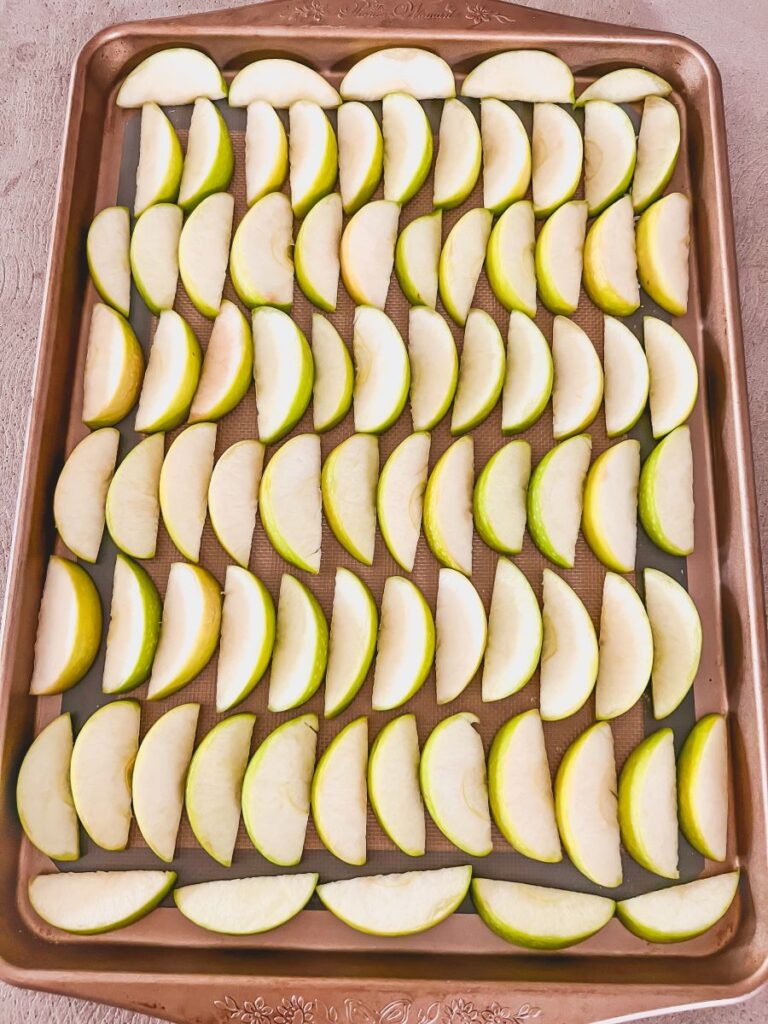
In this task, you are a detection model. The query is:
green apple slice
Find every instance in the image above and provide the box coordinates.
[134,310,202,432]
[106,433,164,560]
[189,300,253,423]
[230,58,339,107]
[487,709,560,862]
[423,435,474,575]
[527,433,591,568]
[252,307,313,443]
[178,191,234,318]
[230,191,294,310]
[53,427,119,562]
[576,67,671,107]
[311,716,368,865]
[535,200,588,315]
[340,47,455,100]
[435,568,486,704]
[245,100,288,205]
[16,714,79,861]
[678,713,728,862]
[618,872,740,943]
[340,200,400,309]
[185,713,256,866]
[595,572,653,721]
[311,313,353,432]
[175,874,318,935]
[619,728,678,878]
[325,567,378,718]
[632,97,680,213]
[102,554,161,694]
[473,439,531,554]
[159,421,216,562]
[644,567,702,719]
[130,203,182,314]
[337,101,383,214]
[421,712,492,856]
[368,714,426,856]
[208,439,264,567]
[242,714,318,865]
[146,562,222,700]
[438,207,493,326]
[639,425,694,556]
[383,92,433,204]
[644,316,698,438]
[584,101,637,216]
[451,309,505,434]
[531,103,583,217]
[482,557,542,702]
[134,103,183,216]
[352,306,410,432]
[636,191,691,315]
[87,206,131,316]
[395,210,442,308]
[289,101,337,217]
[481,99,531,214]
[259,433,322,574]
[116,47,226,107]
[377,431,430,571]
[603,315,649,437]
[407,307,457,432]
[433,98,481,209]
[540,568,599,720]
[82,303,144,428]
[29,870,176,935]
[269,573,328,712]
[556,721,622,887]
[372,576,435,711]
[582,438,641,572]
[486,201,537,316]
[295,193,342,312]
[551,316,603,440]
[583,195,640,315]
[178,99,234,210]
[216,566,275,712]
[322,433,378,564]
[132,703,199,862]
[70,699,140,851]
[472,878,614,949]
[502,312,553,433]
[462,50,574,103]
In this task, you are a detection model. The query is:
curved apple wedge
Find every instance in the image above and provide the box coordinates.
[377,431,431,572]
[451,309,505,435]
[584,101,636,216]
[462,50,574,103]
[230,192,294,310]
[482,558,542,702]
[135,310,202,433]
[325,568,378,718]
[337,102,383,214]
[16,714,79,861]
[178,192,234,318]
[245,101,288,206]
[29,870,176,935]
[87,206,130,316]
[106,433,164,560]
[178,99,233,212]
[54,427,119,562]
[617,872,739,944]
[433,98,481,210]
[295,193,342,312]
[133,103,182,217]
[269,574,328,713]
[678,714,729,862]
[582,439,641,572]
[368,714,426,857]
[535,200,588,315]
[632,97,680,213]
[159,422,217,562]
[340,48,455,101]
[208,440,264,568]
[253,307,314,444]
[639,425,694,556]
[527,434,592,569]
[423,436,474,575]
[116,47,226,107]
[439,207,493,326]
[395,210,442,309]
[502,312,552,433]
[540,569,598,720]
[341,201,400,310]
[82,303,144,428]
[644,316,698,439]
[322,433,379,565]
[259,434,322,574]
[216,566,275,713]
[130,203,182,314]
[311,717,368,865]
[645,567,702,720]
[487,201,537,317]
[595,573,653,721]
[481,99,531,214]
[289,101,337,217]
[352,306,410,433]
[383,92,432,204]
[473,440,530,555]
[532,104,582,218]
[619,728,679,879]
[372,576,434,711]
[576,67,671,107]
[312,314,354,433]
[102,553,161,694]
[435,568,486,705]
[583,195,640,316]
[603,316,649,437]
[175,874,318,935]
[407,307,457,432]
[230,59,340,108]
[636,192,691,316]
[551,317,603,440]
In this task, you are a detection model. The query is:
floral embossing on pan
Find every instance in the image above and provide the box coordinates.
[213,997,541,1024]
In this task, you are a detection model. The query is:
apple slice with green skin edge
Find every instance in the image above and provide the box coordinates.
[617,871,740,944]
[438,207,493,326]
[551,316,603,441]
[595,572,653,721]
[395,210,442,309]
[185,714,256,867]
[130,203,182,314]
[534,200,588,315]
[178,99,234,211]
[337,101,383,215]
[106,433,164,560]
[178,191,235,318]
[618,728,679,879]
[208,440,264,568]
[636,192,691,316]
[322,434,378,565]
[102,554,161,694]
[116,47,226,107]
[268,574,328,713]
[189,301,253,424]
[341,200,400,310]
[639,425,694,556]
[486,201,537,317]
[435,568,487,705]
[54,427,119,563]
[87,206,131,316]
[70,700,140,852]
[289,101,338,218]
[312,314,354,433]
[245,101,288,206]
[556,721,622,888]
[481,558,542,702]
[481,99,531,214]
[82,303,144,428]
[451,309,505,435]
[540,568,599,721]
[632,97,680,213]
[473,439,531,555]
[230,59,340,108]
[159,422,216,563]
[678,714,729,862]
[407,307,457,432]
[420,712,492,857]
[583,195,640,316]
[135,310,202,433]
[576,67,671,107]
[230,191,294,310]
[294,193,342,312]
[340,48,455,101]
[584,101,637,216]
[383,93,433,204]
[488,709,560,862]
[582,439,641,573]
[372,576,435,711]
[423,435,474,576]
[311,716,368,866]
[132,703,199,862]
[242,714,318,865]
[527,434,591,569]
[644,566,702,720]
[216,566,275,713]
[352,306,410,433]
[29,871,176,936]
[368,714,426,857]
[531,103,583,218]
[253,307,314,444]
[146,563,222,701]
[462,50,573,102]
[644,316,698,438]
[325,567,378,719]
[377,431,430,572]
[433,98,481,210]
[134,103,183,217]
[603,315,649,438]
[16,714,79,861]
[259,434,322,575]
[174,874,318,935]
[502,312,553,434]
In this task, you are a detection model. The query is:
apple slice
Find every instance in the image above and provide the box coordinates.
[70,700,140,851]
[106,433,164,559]
[16,714,79,861]
[481,99,531,213]
[269,574,328,712]
[423,435,474,575]
[531,103,583,217]
[352,306,410,432]
[337,101,383,214]
[340,48,455,100]
[473,439,531,554]
[368,714,426,856]
[252,307,314,443]
[451,309,505,434]
[595,572,653,721]
[407,307,457,432]
[482,557,542,702]
[488,709,560,862]
[551,316,603,440]
[53,427,120,562]
[159,422,216,562]
[535,199,588,315]
[216,566,275,712]
[636,192,691,316]
[438,207,493,326]
[433,98,481,209]
[372,576,435,711]
[130,203,182,314]
[632,97,680,212]
[322,434,378,564]
[242,714,318,865]
[325,567,378,718]
[175,874,318,935]
[132,703,199,861]
[178,99,233,210]
[377,432,430,572]
[462,48,573,101]
[146,563,222,700]
[185,713,256,866]
[312,314,354,432]
[87,206,131,316]
[229,59,340,108]
[576,67,671,106]
[245,101,288,205]
[259,433,322,574]
[178,191,234,318]
[295,192,342,312]
[289,100,338,217]
[134,310,202,432]
[341,200,400,309]
[678,713,729,862]
[644,316,698,438]
[133,103,183,216]
[383,92,432,204]
[395,210,442,308]
[584,101,637,215]
[639,425,694,556]
[102,554,161,694]
[230,191,294,310]
[29,870,176,935]
[208,439,263,567]
[311,717,368,865]
[486,201,537,316]
[617,872,739,944]
[189,301,253,424]
[619,728,678,878]
[540,568,598,720]
[435,568,487,704]
[502,312,553,433]
[116,47,226,107]
[583,195,640,315]
[644,567,702,719]
[82,303,144,428]
[421,712,492,856]
[603,315,649,437]
[527,434,591,568]
[582,438,641,572]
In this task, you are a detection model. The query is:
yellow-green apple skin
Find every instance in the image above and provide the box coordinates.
[534,200,588,315]
[134,311,202,433]
[616,871,740,944]
[638,425,694,556]
[618,727,679,878]
[636,191,691,316]
[526,434,591,569]
[133,103,183,216]
[178,98,234,211]
[677,713,729,862]
[82,304,145,428]
[102,553,162,693]
[583,195,640,316]
[16,713,80,861]
[116,47,226,107]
